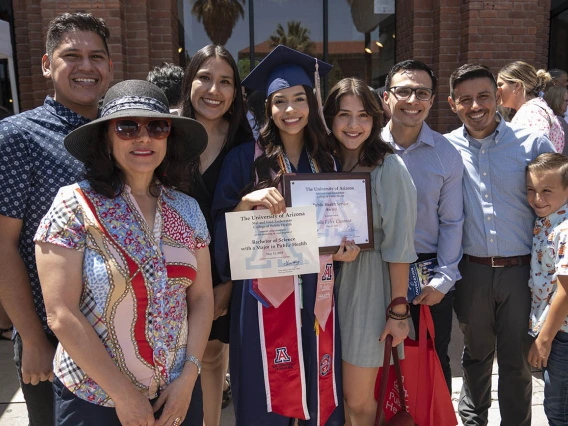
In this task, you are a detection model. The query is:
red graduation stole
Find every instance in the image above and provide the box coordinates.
[250,142,338,424]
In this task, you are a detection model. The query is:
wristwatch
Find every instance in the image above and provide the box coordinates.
[184,355,202,375]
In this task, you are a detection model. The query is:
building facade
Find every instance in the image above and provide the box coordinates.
[3,0,567,134]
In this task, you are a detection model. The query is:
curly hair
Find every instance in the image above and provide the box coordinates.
[323,78,393,168]
[249,86,335,192]
[84,124,193,198]
[147,63,185,107]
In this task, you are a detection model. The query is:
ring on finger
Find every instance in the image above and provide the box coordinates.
[172,418,182,426]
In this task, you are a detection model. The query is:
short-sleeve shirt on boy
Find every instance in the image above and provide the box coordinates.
[529,204,568,336]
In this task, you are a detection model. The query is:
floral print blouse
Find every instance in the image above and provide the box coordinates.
[34,181,209,406]
[529,205,568,337]
[512,97,565,153]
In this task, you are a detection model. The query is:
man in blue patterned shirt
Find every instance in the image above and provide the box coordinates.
[0,12,112,426]
[445,64,554,426]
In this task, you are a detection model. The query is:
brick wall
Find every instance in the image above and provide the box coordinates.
[12,1,551,118]
[12,0,180,111]
[396,0,551,134]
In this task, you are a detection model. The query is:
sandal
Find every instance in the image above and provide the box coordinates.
[0,326,13,341]
[221,373,232,409]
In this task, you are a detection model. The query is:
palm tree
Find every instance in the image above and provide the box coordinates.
[192,0,245,46]
[269,21,316,55]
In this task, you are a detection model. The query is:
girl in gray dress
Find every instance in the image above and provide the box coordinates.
[323,78,417,426]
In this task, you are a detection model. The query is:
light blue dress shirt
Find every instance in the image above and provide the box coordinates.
[445,115,555,257]
[382,122,464,294]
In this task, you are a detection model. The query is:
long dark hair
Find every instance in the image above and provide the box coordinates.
[84,124,193,197]
[251,85,335,191]
[180,44,252,150]
[323,78,393,168]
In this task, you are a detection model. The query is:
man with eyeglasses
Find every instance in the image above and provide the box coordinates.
[445,64,554,426]
[381,59,464,393]
[0,13,112,426]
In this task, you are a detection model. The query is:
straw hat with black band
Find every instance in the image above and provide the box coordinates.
[64,79,208,164]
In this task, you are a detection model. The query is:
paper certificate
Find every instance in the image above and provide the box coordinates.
[283,173,374,254]
[225,206,320,280]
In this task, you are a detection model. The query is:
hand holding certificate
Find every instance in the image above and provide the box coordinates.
[225,206,320,280]
[283,173,374,254]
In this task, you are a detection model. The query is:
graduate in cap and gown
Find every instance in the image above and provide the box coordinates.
[211,45,359,426]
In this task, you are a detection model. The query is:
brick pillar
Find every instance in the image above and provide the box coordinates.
[13,0,43,111]
[395,0,552,134]
[12,0,181,110]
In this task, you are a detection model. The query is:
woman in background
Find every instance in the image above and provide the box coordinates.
[497,61,564,152]
[544,86,568,156]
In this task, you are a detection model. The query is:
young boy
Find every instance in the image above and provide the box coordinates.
[526,152,568,426]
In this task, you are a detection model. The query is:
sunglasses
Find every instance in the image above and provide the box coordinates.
[112,118,171,140]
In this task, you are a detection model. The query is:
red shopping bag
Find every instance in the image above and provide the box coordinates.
[374,305,457,426]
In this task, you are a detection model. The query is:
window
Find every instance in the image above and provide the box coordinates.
[550,1,568,71]
[178,0,396,91]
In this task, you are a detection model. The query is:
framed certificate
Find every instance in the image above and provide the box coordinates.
[283,172,374,254]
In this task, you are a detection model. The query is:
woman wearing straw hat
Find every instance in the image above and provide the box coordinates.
[33,80,213,426]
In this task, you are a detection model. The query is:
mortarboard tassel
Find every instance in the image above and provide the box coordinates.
[314,60,331,135]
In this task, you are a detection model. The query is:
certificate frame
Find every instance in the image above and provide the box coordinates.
[283,172,374,254]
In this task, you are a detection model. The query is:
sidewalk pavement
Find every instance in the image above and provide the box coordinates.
[0,314,549,425]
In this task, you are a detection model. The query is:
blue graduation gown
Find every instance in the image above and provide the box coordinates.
[211,141,344,426]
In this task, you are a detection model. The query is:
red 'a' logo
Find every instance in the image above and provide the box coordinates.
[321,263,333,281]
[274,347,292,364]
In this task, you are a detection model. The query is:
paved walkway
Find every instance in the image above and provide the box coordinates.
[0,314,549,425]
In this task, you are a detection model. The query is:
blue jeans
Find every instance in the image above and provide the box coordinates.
[543,330,568,426]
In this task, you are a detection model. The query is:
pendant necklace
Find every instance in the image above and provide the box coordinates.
[346,160,360,173]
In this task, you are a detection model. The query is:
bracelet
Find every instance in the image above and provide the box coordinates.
[386,297,410,320]
[184,355,202,375]
[388,310,411,320]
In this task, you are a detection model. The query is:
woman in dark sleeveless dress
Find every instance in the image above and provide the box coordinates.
[180,44,253,426]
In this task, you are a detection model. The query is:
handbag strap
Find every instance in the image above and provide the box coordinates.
[374,334,407,426]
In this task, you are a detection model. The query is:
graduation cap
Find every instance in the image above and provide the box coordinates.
[242,45,333,132]
[242,45,332,97]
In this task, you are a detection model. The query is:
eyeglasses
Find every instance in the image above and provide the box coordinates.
[112,119,171,140]
[389,86,434,101]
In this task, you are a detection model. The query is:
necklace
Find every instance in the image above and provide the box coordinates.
[345,160,360,173]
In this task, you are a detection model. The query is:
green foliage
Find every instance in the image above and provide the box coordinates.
[269,20,316,55]
[192,0,246,46]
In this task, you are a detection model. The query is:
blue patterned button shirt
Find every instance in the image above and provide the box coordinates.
[445,115,554,257]
[0,96,88,335]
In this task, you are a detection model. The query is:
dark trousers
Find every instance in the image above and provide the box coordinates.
[53,375,203,426]
[409,290,454,393]
[454,258,533,426]
[14,332,58,426]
